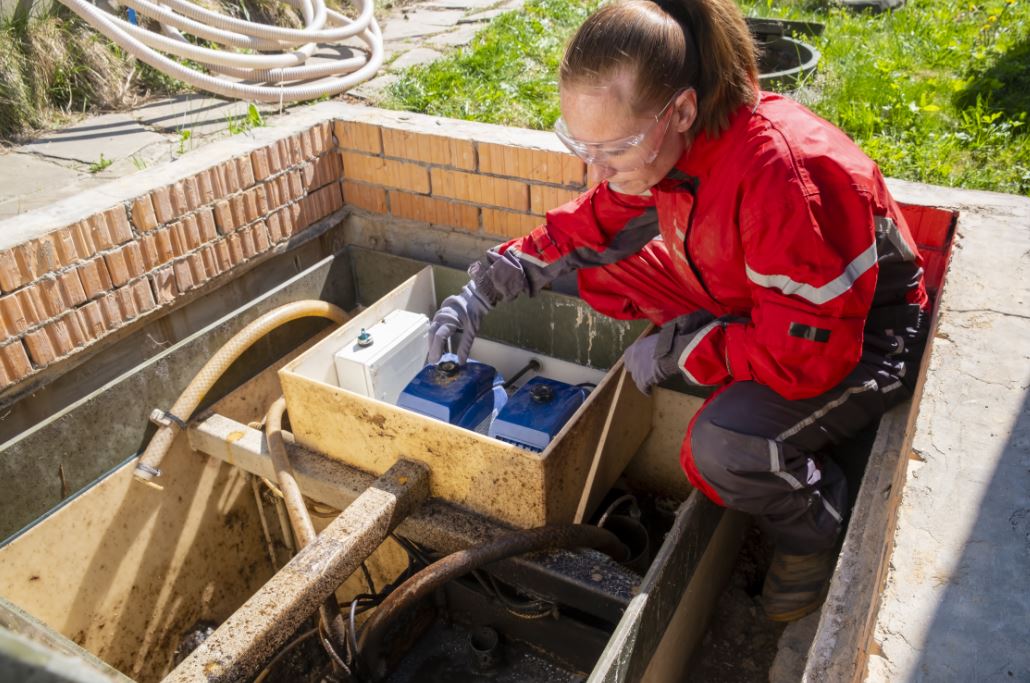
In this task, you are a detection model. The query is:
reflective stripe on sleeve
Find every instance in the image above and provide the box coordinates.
[745,240,878,305]
[676,321,722,386]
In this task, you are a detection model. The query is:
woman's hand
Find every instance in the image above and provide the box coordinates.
[427,281,493,364]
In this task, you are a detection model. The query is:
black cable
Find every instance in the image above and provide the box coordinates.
[252,628,318,683]
[360,561,377,595]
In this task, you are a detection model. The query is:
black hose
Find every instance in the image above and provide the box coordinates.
[356,524,628,680]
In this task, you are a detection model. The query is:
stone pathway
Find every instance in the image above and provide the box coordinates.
[0,0,522,221]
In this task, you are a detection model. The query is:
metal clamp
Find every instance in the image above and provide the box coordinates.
[149,408,187,430]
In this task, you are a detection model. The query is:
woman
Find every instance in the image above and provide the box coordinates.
[428,0,927,621]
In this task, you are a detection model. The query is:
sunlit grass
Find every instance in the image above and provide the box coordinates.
[383,0,1030,195]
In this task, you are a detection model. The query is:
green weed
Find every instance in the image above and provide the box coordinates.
[226,102,265,135]
[177,129,193,155]
[88,153,113,173]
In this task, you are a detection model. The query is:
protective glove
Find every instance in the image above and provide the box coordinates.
[427,281,493,364]
[623,310,716,395]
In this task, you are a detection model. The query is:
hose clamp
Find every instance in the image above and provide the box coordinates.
[135,462,162,478]
[149,408,187,430]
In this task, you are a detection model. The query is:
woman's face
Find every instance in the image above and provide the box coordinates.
[558,77,697,195]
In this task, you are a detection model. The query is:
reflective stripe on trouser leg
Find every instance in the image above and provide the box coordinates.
[684,370,890,554]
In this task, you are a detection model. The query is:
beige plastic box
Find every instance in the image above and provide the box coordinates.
[279,267,652,528]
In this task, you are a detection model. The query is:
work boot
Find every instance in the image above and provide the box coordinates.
[760,547,835,622]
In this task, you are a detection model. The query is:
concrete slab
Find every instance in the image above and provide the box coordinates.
[18,113,168,165]
[380,15,452,41]
[869,184,1030,682]
[388,47,444,71]
[421,0,500,9]
[397,8,467,26]
[0,153,104,220]
[348,74,401,102]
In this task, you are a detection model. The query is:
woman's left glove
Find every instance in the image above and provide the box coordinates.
[428,281,494,364]
[623,311,716,394]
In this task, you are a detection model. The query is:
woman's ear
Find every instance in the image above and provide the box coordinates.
[674,88,698,134]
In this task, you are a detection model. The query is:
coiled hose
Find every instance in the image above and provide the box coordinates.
[133,300,348,487]
[56,0,383,103]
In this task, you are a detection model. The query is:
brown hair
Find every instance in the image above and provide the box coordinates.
[560,0,758,138]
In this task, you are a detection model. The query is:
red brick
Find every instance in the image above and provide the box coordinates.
[52,226,82,266]
[97,292,124,329]
[314,122,332,156]
[105,207,133,245]
[478,143,585,187]
[301,161,316,189]
[239,227,257,259]
[390,191,479,231]
[529,184,581,216]
[57,270,87,307]
[213,240,232,272]
[432,168,529,211]
[123,242,146,280]
[77,257,113,300]
[301,128,316,159]
[131,195,159,232]
[14,286,47,327]
[236,156,256,189]
[130,278,156,314]
[334,120,381,155]
[242,190,259,223]
[78,301,106,339]
[276,176,291,205]
[382,128,476,170]
[213,200,234,234]
[173,259,194,291]
[85,213,114,251]
[0,294,29,336]
[277,139,291,168]
[288,134,304,166]
[210,165,229,198]
[264,179,282,209]
[35,276,65,318]
[183,176,202,211]
[267,142,283,172]
[113,286,137,321]
[22,236,60,277]
[200,244,219,277]
[0,340,32,382]
[277,207,295,237]
[251,186,269,217]
[0,308,8,340]
[64,310,88,347]
[24,328,57,366]
[187,252,206,286]
[150,186,175,225]
[266,212,285,243]
[197,169,217,204]
[342,180,384,214]
[197,208,218,242]
[153,228,176,262]
[71,220,97,259]
[288,170,303,200]
[139,233,161,270]
[169,220,199,256]
[46,316,75,356]
[0,248,32,292]
[151,267,177,305]
[104,249,132,287]
[183,215,204,248]
[251,148,272,181]
[170,181,190,216]
[252,222,270,253]
[223,159,241,194]
[227,233,244,265]
[230,195,247,228]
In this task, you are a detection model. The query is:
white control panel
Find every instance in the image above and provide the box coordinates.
[333,309,430,404]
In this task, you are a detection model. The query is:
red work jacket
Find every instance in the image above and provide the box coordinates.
[483,93,928,400]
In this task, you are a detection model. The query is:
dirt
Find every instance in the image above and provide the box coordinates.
[688,525,787,683]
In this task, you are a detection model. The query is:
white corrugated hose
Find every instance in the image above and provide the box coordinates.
[57,0,383,103]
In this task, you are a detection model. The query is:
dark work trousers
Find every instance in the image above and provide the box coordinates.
[578,241,926,554]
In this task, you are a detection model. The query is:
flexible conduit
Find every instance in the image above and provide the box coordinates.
[134,300,348,486]
[56,0,384,103]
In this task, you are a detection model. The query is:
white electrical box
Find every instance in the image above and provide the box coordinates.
[333,310,430,404]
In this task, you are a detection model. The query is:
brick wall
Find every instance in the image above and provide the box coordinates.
[332,108,586,242]
[0,121,343,392]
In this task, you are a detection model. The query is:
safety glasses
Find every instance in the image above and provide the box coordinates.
[554,89,688,170]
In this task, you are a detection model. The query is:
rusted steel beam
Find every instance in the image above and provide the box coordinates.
[164,459,430,683]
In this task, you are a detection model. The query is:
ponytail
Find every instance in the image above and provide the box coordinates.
[560,0,758,137]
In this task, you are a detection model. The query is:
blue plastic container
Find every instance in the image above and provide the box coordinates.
[489,377,588,452]
[397,356,503,431]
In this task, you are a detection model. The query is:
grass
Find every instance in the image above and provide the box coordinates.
[382,0,1030,196]
[88,153,113,173]
[226,102,265,136]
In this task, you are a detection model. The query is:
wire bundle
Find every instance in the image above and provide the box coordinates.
[56,0,383,103]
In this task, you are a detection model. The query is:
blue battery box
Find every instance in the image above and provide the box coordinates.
[488,377,588,452]
[397,355,504,430]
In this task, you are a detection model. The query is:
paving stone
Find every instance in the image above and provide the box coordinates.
[0,153,104,221]
[348,75,401,103]
[422,0,500,8]
[19,113,168,165]
[380,16,452,41]
[398,8,466,26]
[426,22,483,48]
[132,94,279,137]
[389,47,444,71]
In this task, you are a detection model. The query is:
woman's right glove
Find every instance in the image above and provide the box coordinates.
[427,281,493,364]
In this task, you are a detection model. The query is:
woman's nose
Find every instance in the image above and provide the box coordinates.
[588,163,615,185]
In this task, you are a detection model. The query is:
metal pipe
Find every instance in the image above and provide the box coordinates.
[265,397,350,667]
[357,524,628,680]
